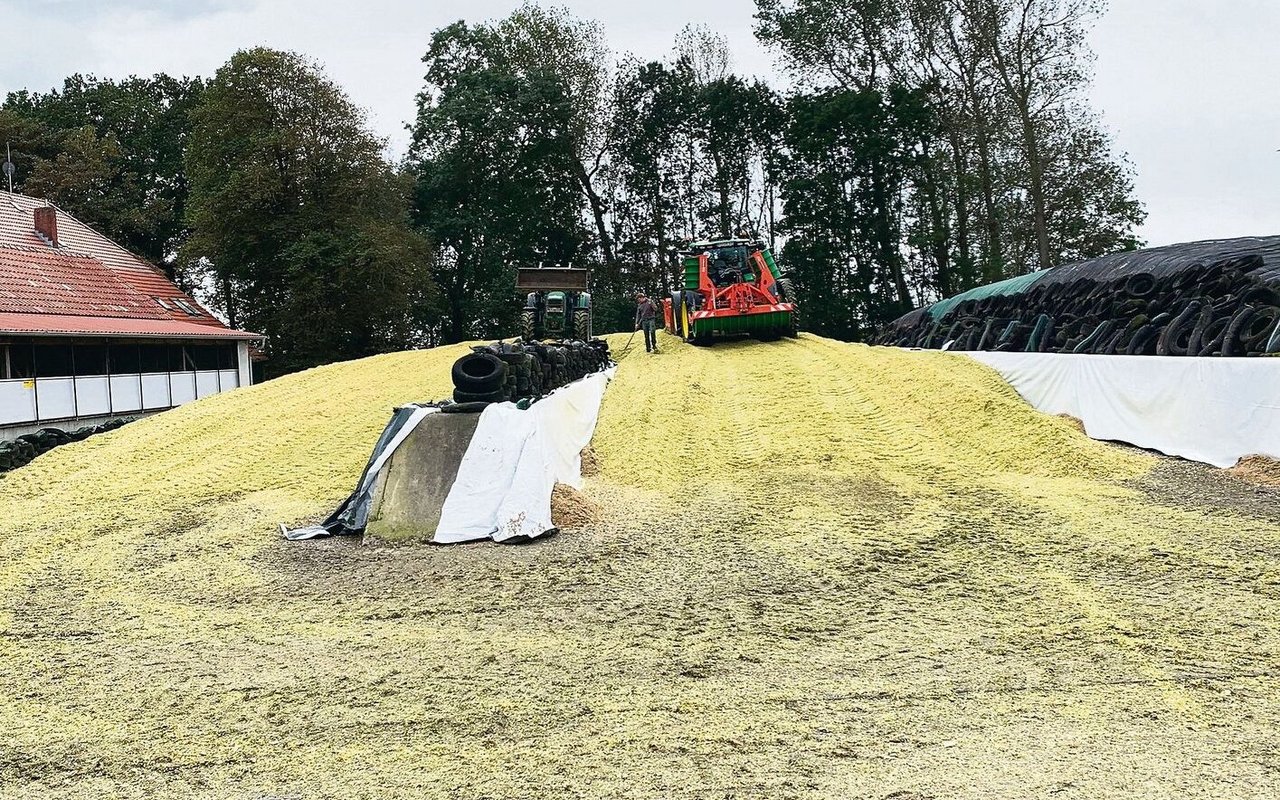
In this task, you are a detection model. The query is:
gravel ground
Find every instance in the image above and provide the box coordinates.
[1,333,1278,799]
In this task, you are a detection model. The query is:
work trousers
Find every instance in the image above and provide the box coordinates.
[641,319,657,351]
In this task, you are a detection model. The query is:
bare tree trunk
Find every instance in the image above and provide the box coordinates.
[919,136,953,297]
[944,125,972,294]
[1018,109,1053,270]
[973,117,1004,283]
[221,272,239,330]
[575,160,616,265]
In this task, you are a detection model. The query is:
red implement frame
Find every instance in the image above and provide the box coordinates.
[690,251,795,325]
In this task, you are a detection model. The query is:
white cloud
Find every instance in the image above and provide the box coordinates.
[1091,0,1280,245]
[2,0,1274,246]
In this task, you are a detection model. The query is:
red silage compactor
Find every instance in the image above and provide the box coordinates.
[663,239,798,345]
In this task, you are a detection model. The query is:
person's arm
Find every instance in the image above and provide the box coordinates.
[635,305,641,328]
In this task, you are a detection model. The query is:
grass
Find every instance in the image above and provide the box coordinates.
[1,333,1278,798]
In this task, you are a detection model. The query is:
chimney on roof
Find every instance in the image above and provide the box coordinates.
[34,206,58,247]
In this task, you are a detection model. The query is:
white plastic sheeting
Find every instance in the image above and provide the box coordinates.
[967,351,1280,468]
[434,368,614,544]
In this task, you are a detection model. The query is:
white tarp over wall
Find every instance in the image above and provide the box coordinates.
[967,351,1280,468]
[434,367,615,543]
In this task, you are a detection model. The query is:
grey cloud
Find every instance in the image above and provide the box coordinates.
[1,0,1274,248]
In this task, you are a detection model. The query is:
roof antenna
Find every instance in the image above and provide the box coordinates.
[2,143,12,193]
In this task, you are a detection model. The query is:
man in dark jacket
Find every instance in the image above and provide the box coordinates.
[635,293,659,353]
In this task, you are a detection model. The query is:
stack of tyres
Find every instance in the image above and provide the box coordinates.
[876,238,1280,358]
[449,338,611,406]
[0,417,133,475]
[451,352,509,404]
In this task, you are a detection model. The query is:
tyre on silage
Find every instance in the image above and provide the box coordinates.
[453,387,507,404]
[1221,306,1258,357]
[452,353,507,393]
[1242,305,1280,347]
[1157,300,1202,356]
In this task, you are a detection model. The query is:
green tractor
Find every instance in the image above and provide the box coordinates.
[518,266,593,341]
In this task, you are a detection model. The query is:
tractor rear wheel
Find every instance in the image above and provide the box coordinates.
[521,309,537,342]
[573,308,593,340]
[776,277,796,303]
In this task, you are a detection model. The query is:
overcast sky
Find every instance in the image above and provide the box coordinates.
[1,0,1276,248]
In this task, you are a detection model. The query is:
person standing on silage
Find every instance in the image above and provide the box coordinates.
[635,293,658,353]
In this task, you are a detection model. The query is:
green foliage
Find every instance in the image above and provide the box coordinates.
[185,48,439,376]
[1,74,204,271]
[607,49,783,299]
[410,18,589,342]
[756,0,1147,323]
[779,86,932,338]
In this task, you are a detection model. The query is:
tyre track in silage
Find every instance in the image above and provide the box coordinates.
[782,336,1280,706]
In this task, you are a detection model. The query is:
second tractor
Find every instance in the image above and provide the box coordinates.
[519,266,593,341]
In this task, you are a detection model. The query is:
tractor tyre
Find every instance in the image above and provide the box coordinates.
[452,387,507,404]
[777,277,796,303]
[573,308,593,340]
[452,353,506,393]
[521,309,538,342]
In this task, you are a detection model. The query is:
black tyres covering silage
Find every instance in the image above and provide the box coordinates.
[878,236,1280,358]
[0,417,134,475]
[449,338,612,406]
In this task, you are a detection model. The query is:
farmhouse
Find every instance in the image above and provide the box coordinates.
[0,192,259,438]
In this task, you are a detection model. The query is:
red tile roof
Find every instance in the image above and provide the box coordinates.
[0,245,169,319]
[0,192,259,339]
[0,312,258,339]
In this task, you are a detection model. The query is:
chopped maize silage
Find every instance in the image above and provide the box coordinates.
[2,333,1280,799]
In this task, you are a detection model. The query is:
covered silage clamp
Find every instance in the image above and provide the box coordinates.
[878,237,1280,357]
[283,367,614,544]
[877,237,1280,468]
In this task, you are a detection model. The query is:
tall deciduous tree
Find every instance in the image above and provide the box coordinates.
[755,0,1145,291]
[498,3,617,266]
[1,74,205,275]
[185,48,438,375]
[410,20,586,342]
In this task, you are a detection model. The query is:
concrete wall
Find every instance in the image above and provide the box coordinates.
[237,341,253,388]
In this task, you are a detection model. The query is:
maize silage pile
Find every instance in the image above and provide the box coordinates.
[2,334,1280,798]
[878,237,1280,356]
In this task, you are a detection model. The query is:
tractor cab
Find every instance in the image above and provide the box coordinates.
[691,238,757,285]
[700,240,759,287]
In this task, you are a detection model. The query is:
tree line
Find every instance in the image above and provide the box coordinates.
[0,0,1143,376]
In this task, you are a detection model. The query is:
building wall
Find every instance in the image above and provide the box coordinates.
[0,337,249,437]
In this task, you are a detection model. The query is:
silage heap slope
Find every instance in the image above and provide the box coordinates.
[591,334,1280,796]
[0,346,461,625]
[1,334,1279,798]
[596,333,1146,498]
